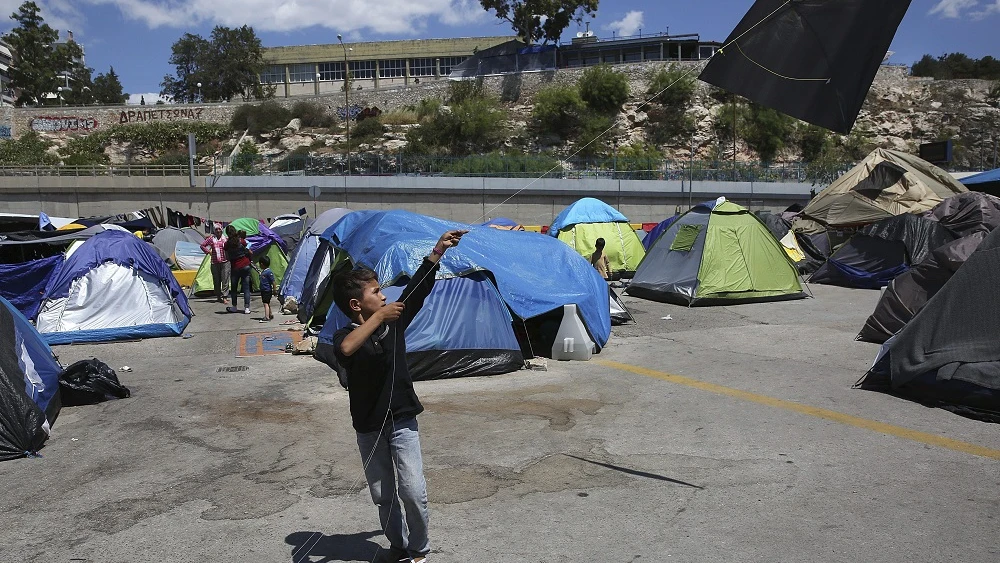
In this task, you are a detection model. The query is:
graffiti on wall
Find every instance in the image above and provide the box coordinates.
[335,105,382,120]
[119,107,204,123]
[30,116,99,132]
[0,124,12,139]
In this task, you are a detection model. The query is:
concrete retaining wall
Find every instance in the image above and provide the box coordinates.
[0,175,814,225]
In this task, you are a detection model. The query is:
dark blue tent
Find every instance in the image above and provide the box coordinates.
[0,295,62,460]
[36,230,192,344]
[642,215,680,251]
[0,254,64,320]
[961,168,1000,196]
[316,210,611,379]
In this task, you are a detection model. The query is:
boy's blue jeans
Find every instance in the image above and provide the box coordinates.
[356,416,430,558]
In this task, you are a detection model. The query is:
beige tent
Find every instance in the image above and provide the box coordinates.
[796,149,966,233]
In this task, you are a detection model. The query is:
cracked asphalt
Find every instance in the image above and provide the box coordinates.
[2,284,998,562]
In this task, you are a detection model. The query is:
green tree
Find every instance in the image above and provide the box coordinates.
[2,1,85,106]
[478,0,598,44]
[91,66,128,105]
[161,26,271,103]
[645,64,696,144]
[405,93,507,155]
[741,103,794,162]
[578,64,628,114]
[532,84,586,143]
[798,124,830,162]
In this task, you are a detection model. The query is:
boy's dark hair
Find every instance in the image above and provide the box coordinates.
[595,238,606,248]
[332,268,379,318]
[258,255,270,267]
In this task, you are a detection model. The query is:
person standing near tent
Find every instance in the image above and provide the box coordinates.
[590,238,611,280]
[326,229,467,563]
[225,228,253,314]
[200,225,230,304]
[257,255,275,322]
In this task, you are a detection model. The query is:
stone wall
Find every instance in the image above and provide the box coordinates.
[0,62,912,141]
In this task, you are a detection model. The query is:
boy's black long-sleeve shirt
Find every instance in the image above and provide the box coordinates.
[331,258,439,433]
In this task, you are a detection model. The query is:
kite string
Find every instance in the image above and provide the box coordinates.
[477,0,798,223]
[734,43,829,82]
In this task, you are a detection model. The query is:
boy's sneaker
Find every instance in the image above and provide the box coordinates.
[244,308,251,314]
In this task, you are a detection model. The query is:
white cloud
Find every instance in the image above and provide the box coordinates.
[127,92,168,104]
[929,0,979,18]
[971,0,1000,18]
[78,0,486,35]
[605,10,643,37]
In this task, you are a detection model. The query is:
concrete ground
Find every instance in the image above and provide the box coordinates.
[2,284,998,563]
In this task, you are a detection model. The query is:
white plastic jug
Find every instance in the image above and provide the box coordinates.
[551,304,595,361]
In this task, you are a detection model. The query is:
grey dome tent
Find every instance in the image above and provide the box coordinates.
[859,226,1000,421]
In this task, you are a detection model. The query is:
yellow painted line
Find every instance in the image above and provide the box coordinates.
[595,359,1000,460]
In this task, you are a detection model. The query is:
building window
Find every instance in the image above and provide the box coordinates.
[410,58,435,76]
[288,63,315,83]
[624,50,642,63]
[259,65,285,84]
[379,59,406,78]
[699,46,717,60]
[438,56,468,75]
[349,60,375,79]
[319,61,345,81]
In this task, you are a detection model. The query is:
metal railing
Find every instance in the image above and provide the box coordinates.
[213,153,855,184]
[0,164,214,177]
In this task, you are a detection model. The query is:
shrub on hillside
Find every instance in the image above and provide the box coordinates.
[0,132,59,165]
[381,110,419,126]
[532,84,586,143]
[231,101,292,135]
[405,95,507,155]
[740,104,794,162]
[578,64,629,114]
[415,98,442,121]
[645,65,697,144]
[291,101,335,128]
[352,117,385,140]
[448,80,486,105]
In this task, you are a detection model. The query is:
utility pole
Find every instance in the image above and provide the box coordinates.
[338,35,352,176]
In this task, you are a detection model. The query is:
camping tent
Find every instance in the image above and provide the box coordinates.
[549,198,645,276]
[857,192,1000,343]
[796,148,967,231]
[280,208,351,305]
[35,230,192,344]
[270,214,307,251]
[960,167,1000,197]
[190,218,289,296]
[151,227,205,266]
[0,254,64,320]
[315,210,611,379]
[642,215,680,251]
[809,214,956,289]
[626,198,805,305]
[858,226,1000,420]
[0,295,62,461]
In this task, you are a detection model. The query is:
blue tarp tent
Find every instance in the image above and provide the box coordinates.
[316,210,610,379]
[0,295,62,460]
[961,168,1000,195]
[281,208,351,304]
[35,230,192,344]
[549,197,629,234]
[0,254,64,320]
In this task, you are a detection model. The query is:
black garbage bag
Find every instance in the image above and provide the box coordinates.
[58,359,131,406]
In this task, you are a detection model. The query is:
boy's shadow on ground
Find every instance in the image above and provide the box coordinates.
[286,530,383,562]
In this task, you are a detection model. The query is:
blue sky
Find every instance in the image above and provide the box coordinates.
[0,0,996,102]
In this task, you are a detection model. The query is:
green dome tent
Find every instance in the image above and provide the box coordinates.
[190,218,289,296]
[627,198,805,306]
[549,198,645,276]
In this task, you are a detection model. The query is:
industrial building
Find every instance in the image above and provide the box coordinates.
[261,32,721,97]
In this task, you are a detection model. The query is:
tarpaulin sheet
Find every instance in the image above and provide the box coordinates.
[0,254,63,319]
[321,210,611,347]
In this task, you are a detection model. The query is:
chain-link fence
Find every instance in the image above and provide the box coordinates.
[214,153,855,184]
